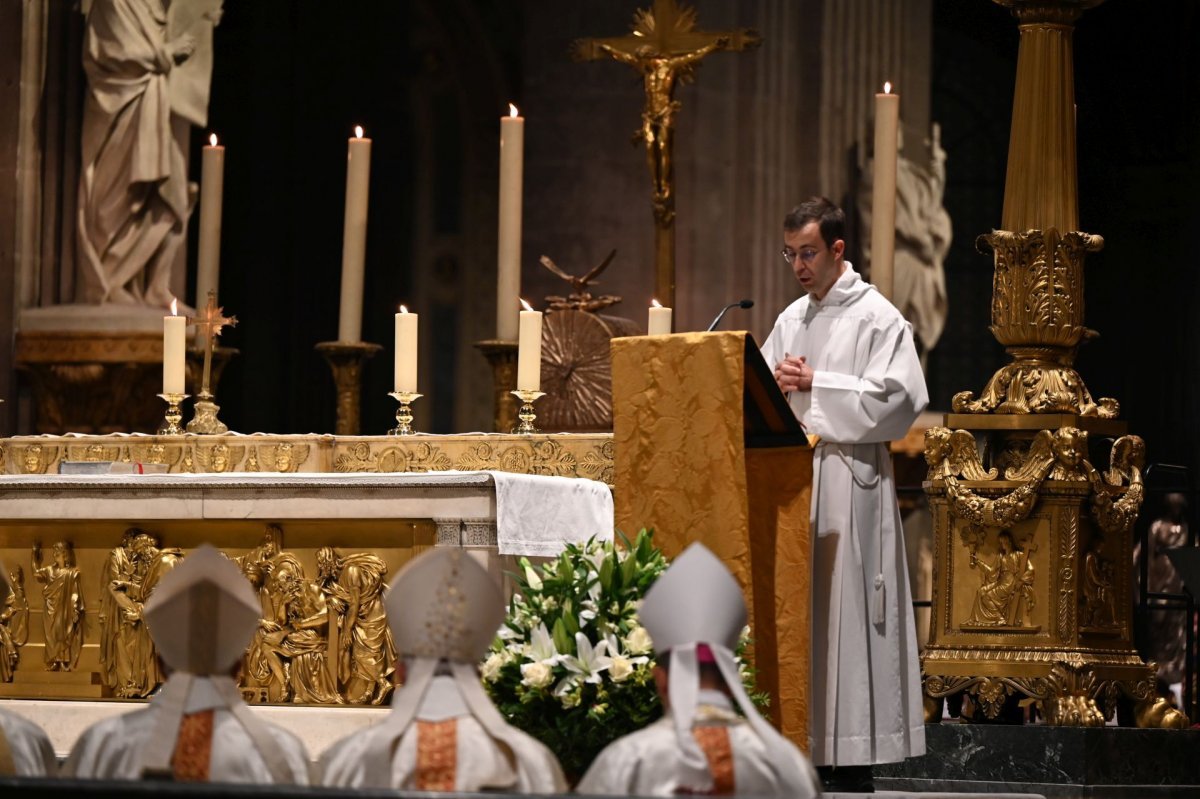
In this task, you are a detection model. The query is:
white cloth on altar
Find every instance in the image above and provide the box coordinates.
[0,709,57,776]
[577,691,820,797]
[62,676,311,783]
[487,470,613,555]
[319,674,566,792]
[761,264,928,767]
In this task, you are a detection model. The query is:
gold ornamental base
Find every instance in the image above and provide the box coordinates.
[920,416,1181,728]
[186,391,229,435]
[387,392,422,436]
[156,393,189,435]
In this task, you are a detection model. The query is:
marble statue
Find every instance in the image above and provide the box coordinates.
[77,0,222,306]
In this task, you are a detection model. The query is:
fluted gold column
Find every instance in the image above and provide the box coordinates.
[999,2,1097,232]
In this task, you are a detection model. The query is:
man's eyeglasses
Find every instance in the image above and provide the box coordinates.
[781,247,825,265]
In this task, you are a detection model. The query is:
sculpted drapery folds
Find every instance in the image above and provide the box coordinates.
[99,528,139,691]
[272,556,342,704]
[108,532,183,697]
[32,542,86,671]
[317,547,395,705]
[965,531,1036,628]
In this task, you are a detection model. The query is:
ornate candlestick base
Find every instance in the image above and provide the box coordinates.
[387,392,423,435]
[510,390,546,435]
[156,393,189,435]
[315,341,383,435]
[187,390,229,435]
[475,340,518,433]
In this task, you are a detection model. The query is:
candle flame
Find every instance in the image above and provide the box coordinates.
[520,298,533,312]
[399,304,408,314]
[209,133,218,147]
[883,81,893,94]
[170,298,178,316]
[508,103,519,118]
[354,125,364,139]
[651,298,662,308]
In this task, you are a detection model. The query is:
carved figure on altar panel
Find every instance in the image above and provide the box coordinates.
[0,571,23,682]
[32,542,86,671]
[316,547,395,705]
[6,565,30,647]
[965,531,1036,628]
[271,555,342,704]
[98,528,139,691]
[109,533,184,697]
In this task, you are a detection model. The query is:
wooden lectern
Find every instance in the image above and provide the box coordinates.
[612,331,813,750]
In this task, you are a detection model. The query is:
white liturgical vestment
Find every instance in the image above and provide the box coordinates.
[0,709,57,776]
[761,264,928,766]
[62,676,311,783]
[576,691,820,797]
[319,674,566,792]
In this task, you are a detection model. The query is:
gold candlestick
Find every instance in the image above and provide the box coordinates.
[388,391,422,436]
[315,341,384,435]
[156,392,189,435]
[510,389,545,435]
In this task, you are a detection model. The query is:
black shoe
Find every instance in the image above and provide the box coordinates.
[816,764,875,793]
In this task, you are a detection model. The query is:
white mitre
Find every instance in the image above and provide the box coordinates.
[357,548,513,784]
[640,543,812,794]
[136,544,291,781]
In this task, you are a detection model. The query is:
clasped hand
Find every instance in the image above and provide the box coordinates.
[774,352,813,393]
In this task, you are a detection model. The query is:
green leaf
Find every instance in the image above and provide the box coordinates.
[598,551,614,592]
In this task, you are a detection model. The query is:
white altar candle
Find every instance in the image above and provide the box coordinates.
[871,82,899,302]
[338,126,372,342]
[195,133,224,315]
[163,298,186,395]
[394,305,418,393]
[648,298,672,335]
[496,104,524,341]
[516,299,542,392]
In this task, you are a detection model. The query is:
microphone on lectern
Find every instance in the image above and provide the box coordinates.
[706,299,754,332]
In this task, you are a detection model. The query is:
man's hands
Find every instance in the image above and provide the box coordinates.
[774,352,814,393]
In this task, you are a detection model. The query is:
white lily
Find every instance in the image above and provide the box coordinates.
[562,632,612,684]
[528,622,563,665]
[524,564,543,590]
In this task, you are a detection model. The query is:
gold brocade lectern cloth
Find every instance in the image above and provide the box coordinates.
[611,331,813,750]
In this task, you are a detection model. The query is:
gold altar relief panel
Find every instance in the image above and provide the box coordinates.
[951,519,1048,635]
[0,523,433,704]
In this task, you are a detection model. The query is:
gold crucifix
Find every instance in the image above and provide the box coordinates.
[187,289,237,434]
[574,0,759,309]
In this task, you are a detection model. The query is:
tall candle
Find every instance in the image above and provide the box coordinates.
[648,299,672,335]
[394,305,418,393]
[871,82,899,302]
[195,133,224,316]
[163,298,186,395]
[496,104,524,341]
[516,299,542,392]
[338,126,372,342]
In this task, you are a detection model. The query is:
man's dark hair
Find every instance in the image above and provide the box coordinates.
[784,196,845,248]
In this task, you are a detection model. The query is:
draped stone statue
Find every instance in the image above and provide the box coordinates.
[32,542,85,671]
[859,123,952,357]
[77,0,223,306]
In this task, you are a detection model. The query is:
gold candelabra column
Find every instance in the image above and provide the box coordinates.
[919,0,1173,730]
[475,340,518,433]
[315,341,383,436]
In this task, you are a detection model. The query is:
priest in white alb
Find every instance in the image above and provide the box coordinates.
[577,544,821,797]
[319,548,567,792]
[0,562,57,777]
[62,545,311,783]
[761,197,928,785]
